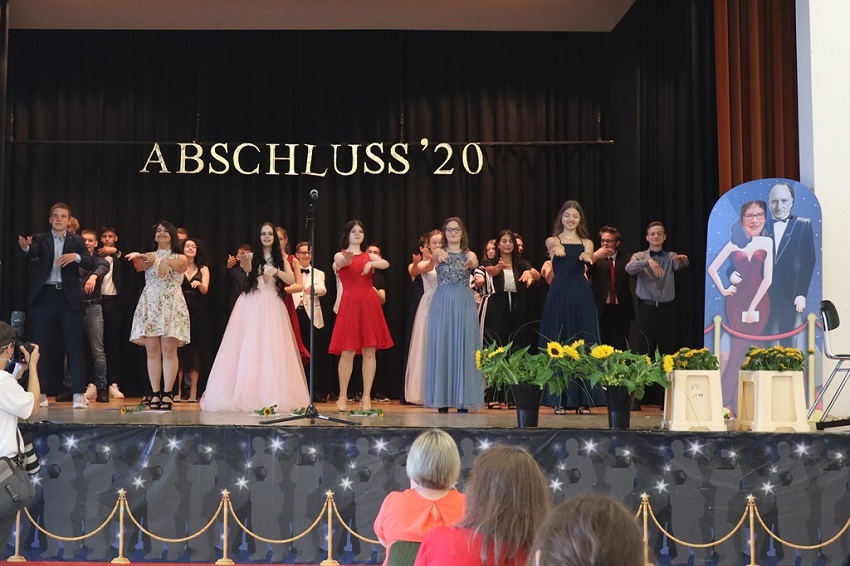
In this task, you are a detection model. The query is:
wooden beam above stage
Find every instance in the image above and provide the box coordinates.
[9,0,635,32]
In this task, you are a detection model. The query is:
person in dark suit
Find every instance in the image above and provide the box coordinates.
[761,182,815,347]
[18,202,95,408]
[588,226,634,351]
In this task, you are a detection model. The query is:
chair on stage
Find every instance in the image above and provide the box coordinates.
[807,300,850,430]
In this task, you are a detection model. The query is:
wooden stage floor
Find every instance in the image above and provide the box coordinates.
[33,396,666,430]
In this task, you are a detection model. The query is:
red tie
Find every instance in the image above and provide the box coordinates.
[608,257,616,304]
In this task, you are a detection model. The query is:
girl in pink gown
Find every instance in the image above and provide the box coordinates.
[707,200,773,408]
[201,222,309,413]
[329,220,393,411]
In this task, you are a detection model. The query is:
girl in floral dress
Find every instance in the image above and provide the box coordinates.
[127,221,190,411]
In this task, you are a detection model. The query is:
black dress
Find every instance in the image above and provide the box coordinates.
[538,241,602,408]
[478,258,534,349]
[178,269,210,380]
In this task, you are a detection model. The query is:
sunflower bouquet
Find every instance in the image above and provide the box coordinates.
[474,341,561,395]
[563,341,673,400]
[253,404,278,416]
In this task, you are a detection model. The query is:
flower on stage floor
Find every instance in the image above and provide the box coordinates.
[120,403,147,414]
[254,404,278,416]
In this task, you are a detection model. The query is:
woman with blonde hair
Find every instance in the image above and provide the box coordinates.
[415,445,550,566]
[374,429,465,565]
[529,494,646,566]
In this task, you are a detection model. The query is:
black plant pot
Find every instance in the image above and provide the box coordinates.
[605,385,635,430]
[509,383,542,428]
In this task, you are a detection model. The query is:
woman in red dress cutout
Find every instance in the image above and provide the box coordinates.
[707,200,773,407]
[329,220,393,411]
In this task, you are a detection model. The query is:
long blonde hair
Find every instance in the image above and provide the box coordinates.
[458,446,550,565]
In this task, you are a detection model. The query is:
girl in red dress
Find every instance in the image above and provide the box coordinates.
[329,220,393,411]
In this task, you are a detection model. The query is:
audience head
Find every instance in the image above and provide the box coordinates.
[529,494,645,566]
[152,221,182,254]
[0,321,16,355]
[177,226,189,242]
[339,220,367,252]
[442,217,469,251]
[459,445,550,565]
[552,200,590,240]
[406,429,461,490]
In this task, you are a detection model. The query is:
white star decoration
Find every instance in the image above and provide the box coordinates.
[269,437,283,453]
[760,482,774,495]
[30,475,42,487]
[479,438,493,451]
[340,477,353,491]
[582,439,598,454]
[687,441,703,456]
[373,438,388,453]
[63,435,79,451]
[549,478,563,493]
[132,476,145,490]
[795,443,809,457]
[235,476,249,490]
[166,437,181,451]
[654,480,668,493]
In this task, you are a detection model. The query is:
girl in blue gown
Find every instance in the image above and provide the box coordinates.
[538,200,603,413]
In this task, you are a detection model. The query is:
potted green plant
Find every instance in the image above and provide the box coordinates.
[664,347,725,432]
[475,341,563,427]
[566,342,673,429]
[737,345,812,432]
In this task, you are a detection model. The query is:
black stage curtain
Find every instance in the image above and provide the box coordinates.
[1,0,717,398]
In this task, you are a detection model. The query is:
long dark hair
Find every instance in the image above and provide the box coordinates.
[339,219,367,252]
[182,238,210,269]
[151,221,182,254]
[245,222,286,299]
[731,200,767,248]
[551,200,590,240]
[494,229,520,268]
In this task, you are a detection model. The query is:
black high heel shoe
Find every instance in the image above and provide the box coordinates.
[159,392,173,411]
[149,391,162,410]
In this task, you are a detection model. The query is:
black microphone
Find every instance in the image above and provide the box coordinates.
[309,189,319,201]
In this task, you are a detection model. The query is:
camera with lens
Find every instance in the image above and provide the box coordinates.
[5,311,33,375]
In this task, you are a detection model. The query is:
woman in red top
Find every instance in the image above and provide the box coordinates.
[329,220,393,411]
[414,445,550,566]
[374,429,465,566]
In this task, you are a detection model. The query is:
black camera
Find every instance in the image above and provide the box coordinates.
[6,311,33,372]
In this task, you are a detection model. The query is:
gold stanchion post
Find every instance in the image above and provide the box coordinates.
[320,491,339,566]
[111,489,130,564]
[7,511,25,562]
[215,490,234,566]
[747,495,757,566]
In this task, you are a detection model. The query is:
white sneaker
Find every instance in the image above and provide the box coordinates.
[84,383,97,400]
[39,394,48,408]
[109,383,124,399]
[72,394,88,409]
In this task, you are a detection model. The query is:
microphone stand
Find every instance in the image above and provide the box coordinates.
[262,194,356,426]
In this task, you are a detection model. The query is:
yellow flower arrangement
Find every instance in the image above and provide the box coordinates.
[474,341,560,395]
[670,347,719,371]
[565,342,672,400]
[740,345,810,371]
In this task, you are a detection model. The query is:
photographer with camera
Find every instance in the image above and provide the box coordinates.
[0,321,40,535]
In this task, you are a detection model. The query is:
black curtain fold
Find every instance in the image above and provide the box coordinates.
[2,0,718,395]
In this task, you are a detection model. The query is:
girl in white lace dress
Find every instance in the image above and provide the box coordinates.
[127,221,190,411]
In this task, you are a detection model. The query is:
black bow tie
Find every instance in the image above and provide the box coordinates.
[774,218,788,223]
[301,268,310,274]
[649,250,664,258]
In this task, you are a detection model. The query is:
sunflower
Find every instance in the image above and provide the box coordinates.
[570,339,585,349]
[563,345,580,360]
[475,350,483,370]
[120,406,128,415]
[590,344,615,359]
[663,355,674,373]
[263,407,273,416]
[487,346,505,359]
[547,341,565,358]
